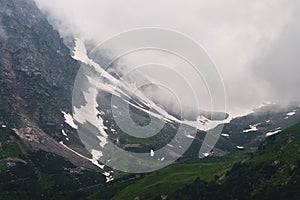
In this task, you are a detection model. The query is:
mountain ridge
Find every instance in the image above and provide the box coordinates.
[0,0,101,170]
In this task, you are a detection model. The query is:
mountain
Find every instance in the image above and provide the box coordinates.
[0,127,108,199]
[0,0,231,171]
[60,36,232,171]
[0,0,104,169]
[1,0,300,199]
[169,121,300,200]
[110,122,300,200]
[215,102,300,149]
[0,0,76,134]
[180,102,300,161]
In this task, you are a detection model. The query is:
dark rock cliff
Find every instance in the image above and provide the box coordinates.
[0,0,78,133]
[0,0,96,169]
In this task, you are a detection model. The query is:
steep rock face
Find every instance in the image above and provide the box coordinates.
[0,0,78,136]
[0,0,98,169]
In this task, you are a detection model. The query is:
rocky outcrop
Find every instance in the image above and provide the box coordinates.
[0,0,97,169]
[0,0,78,131]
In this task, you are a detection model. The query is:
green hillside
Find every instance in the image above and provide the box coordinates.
[1,120,299,199]
[171,122,300,199]
[0,127,107,199]
[110,152,251,200]
[111,122,300,200]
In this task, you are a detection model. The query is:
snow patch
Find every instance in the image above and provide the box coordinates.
[1,124,6,128]
[221,133,229,137]
[266,129,281,137]
[158,157,165,161]
[73,87,109,148]
[186,134,195,139]
[183,115,224,132]
[59,141,104,169]
[150,149,155,157]
[90,149,104,168]
[84,55,224,132]
[106,177,114,183]
[237,146,245,149]
[62,129,67,136]
[112,105,118,109]
[202,153,210,157]
[243,125,258,133]
[72,39,90,64]
[286,111,296,116]
[104,174,114,183]
[96,136,107,148]
[62,111,78,129]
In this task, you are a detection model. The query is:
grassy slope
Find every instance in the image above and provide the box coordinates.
[253,122,300,164]
[111,151,251,200]
[1,120,299,199]
[169,122,300,200]
[112,122,300,200]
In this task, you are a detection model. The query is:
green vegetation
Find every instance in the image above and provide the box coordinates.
[111,151,251,200]
[1,120,300,199]
[108,122,300,200]
[0,128,108,199]
[2,121,300,199]
[169,122,300,200]
[0,133,23,159]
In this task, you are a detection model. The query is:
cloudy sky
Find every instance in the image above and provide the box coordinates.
[34,0,300,117]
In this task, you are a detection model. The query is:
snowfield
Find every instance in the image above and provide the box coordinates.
[62,111,78,129]
[243,124,258,133]
[266,129,281,137]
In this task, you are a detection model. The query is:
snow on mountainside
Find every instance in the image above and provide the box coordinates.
[69,39,229,153]
[2,0,299,180]
[61,38,300,164]
[71,38,226,132]
[0,0,105,172]
[212,102,300,149]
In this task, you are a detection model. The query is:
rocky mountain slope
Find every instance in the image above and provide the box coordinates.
[1,0,300,199]
[216,102,300,149]
[0,127,107,199]
[0,0,102,170]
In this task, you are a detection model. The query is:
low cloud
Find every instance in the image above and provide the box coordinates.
[34,0,300,116]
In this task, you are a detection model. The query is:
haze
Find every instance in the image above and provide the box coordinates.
[34,0,300,117]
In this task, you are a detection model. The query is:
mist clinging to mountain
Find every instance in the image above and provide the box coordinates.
[34,0,300,117]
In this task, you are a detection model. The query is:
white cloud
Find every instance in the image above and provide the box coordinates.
[34,0,300,116]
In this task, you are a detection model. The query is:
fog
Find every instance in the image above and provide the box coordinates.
[34,0,300,117]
